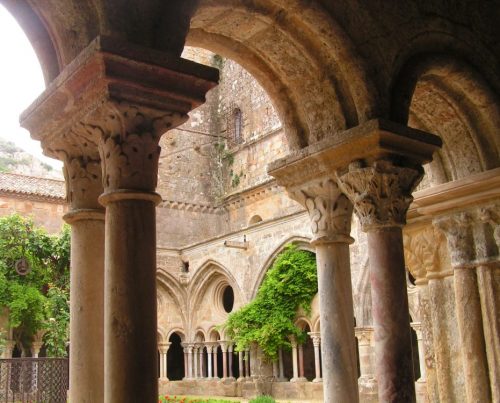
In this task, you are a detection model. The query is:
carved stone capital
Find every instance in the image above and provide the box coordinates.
[337,160,423,231]
[476,204,500,263]
[355,327,374,346]
[404,227,444,281]
[288,178,353,244]
[60,152,103,210]
[308,332,321,347]
[93,102,187,192]
[433,212,475,268]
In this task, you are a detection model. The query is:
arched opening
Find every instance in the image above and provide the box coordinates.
[222,285,234,313]
[249,215,263,225]
[167,333,185,381]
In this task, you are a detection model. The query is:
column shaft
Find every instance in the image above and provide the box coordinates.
[278,348,284,380]
[367,227,415,403]
[291,343,299,381]
[104,199,158,402]
[239,351,244,379]
[454,268,490,402]
[245,350,250,378]
[66,212,104,403]
[316,242,358,401]
[477,265,500,402]
[222,348,228,379]
[213,348,219,378]
[298,344,305,379]
[207,348,213,378]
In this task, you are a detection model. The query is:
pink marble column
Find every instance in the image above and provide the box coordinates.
[245,349,250,379]
[339,160,424,403]
[220,342,228,379]
[309,333,322,382]
[213,345,219,379]
[228,343,234,379]
[290,337,299,382]
[238,351,245,380]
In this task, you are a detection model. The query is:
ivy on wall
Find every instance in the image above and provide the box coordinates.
[0,214,70,356]
[224,244,317,361]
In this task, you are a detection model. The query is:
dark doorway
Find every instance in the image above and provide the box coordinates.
[167,333,185,381]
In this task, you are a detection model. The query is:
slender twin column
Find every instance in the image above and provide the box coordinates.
[158,343,170,380]
[207,345,213,378]
[355,327,375,382]
[62,154,105,403]
[435,213,491,402]
[220,342,228,379]
[245,349,250,379]
[238,351,245,380]
[410,323,426,382]
[289,337,300,382]
[308,332,322,382]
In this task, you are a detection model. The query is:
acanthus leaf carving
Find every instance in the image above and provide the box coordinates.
[96,102,187,191]
[337,160,423,231]
[288,178,353,243]
[403,227,444,280]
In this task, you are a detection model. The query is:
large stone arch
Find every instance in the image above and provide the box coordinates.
[390,54,500,183]
[156,270,188,337]
[187,0,379,149]
[251,235,313,299]
[188,260,243,338]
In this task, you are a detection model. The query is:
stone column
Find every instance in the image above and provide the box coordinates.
[193,345,199,379]
[61,154,105,403]
[290,337,299,382]
[298,343,306,380]
[207,345,213,379]
[410,323,426,382]
[220,342,228,379]
[245,349,250,379]
[339,159,426,403]
[476,206,500,402]
[158,343,170,380]
[435,213,491,403]
[187,345,194,379]
[269,174,358,401]
[278,347,285,381]
[228,343,234,379]
[31,342,43,358]
[238,351,245,381]
[181,344,188,379]
[199,345,205,378]
[2,340,15,358]
[309,332,322,382]
[355,327,375,382]
[20,36,218,403]
[213,344,219,379]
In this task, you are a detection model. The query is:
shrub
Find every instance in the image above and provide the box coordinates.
[249,396,276,403]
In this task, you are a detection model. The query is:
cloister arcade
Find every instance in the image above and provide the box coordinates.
[0,1,498,402]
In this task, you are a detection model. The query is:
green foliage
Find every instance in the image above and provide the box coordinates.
[225,244,317,361]
[249,396,276,403]
[160,396,239,403]
[0,214,70,356]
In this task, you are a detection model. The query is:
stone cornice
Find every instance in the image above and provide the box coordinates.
[0,190,67,205]
[159,200,224,214]
[408,167,500,220]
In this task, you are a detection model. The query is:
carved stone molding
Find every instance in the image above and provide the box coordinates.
[433,212,475,268]
[354,327,374,346]
[60,151,103,210]
[288,178,353,243]
[476,204,500,263]
[93,102,188,192]
[404,227,445,281]
[337,160,423,231]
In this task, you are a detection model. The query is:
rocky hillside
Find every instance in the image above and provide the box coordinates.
[0,138,62,179]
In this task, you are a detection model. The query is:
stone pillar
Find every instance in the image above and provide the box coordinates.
[435,213,491,403]
[476,206,500,402]
[355,327,375,381]
[220,342,228,379]
[31,342,43,358]
[199,345,205,378]
[19,36,218,403]
[238,351,245,381]
[61,154,105,403]
[245,349,250,379]
[182,344,189,379]
[187,345,194,379]
[298,343,306,380]
[228,343,234,379]
[2,340,15,358]
[207,345,213,379]
[213,345,219,379]
[339,159,426,403]
[290,337,299,382]
[410,323,426,382]
[309,332,322,382]
[278,347,285,381]
[268,172,358,401]
[158,343,170,380]
[193,345,199,379]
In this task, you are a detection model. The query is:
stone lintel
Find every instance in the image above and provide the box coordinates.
[20,35,219,158]
[409,167,500,219]
[268,119,441,188]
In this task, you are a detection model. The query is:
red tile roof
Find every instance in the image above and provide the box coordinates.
[0,172,66,200]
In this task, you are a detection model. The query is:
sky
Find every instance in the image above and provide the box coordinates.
[0,5,62,169]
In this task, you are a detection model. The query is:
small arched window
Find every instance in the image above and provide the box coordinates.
[232,108,243,144]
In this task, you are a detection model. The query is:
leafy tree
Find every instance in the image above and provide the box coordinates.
[0,214,70,356]
[225,244,317,361]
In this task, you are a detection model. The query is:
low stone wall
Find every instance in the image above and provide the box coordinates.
[159,378,324,401]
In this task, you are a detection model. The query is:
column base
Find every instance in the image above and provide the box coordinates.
[312,378,322,383]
